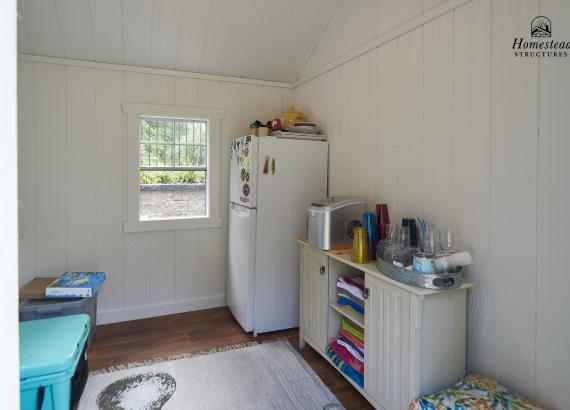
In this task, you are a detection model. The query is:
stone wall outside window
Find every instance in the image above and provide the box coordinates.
[140,184,206,220]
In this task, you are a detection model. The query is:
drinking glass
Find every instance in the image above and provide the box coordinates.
[383,242,403,264]
[402,218,418,247]
[382,225,411,265]
[385,224,398,241]
[399,226,411,247]
[377,224,397,259]
[382,225,403,263]
[392,226,411,266]
[422,229,439,257]
[398,245,421,267]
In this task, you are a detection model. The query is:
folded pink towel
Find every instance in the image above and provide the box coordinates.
[345,276,365,291]
[330,340,364,375]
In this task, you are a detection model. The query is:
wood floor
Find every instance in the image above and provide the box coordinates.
[89,307,372,409]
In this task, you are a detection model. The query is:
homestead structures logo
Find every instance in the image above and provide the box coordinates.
[512,16,568,58]
[531,16,551,37]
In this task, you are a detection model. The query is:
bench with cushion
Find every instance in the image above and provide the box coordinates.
[409,373,543,410]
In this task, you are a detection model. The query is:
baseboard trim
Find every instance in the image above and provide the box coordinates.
[96,295,226,325]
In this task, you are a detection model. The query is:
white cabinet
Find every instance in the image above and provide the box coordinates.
[364,273,411,410]
[298,241,473,410]
[364,274,410,409]
[299,244,328,352]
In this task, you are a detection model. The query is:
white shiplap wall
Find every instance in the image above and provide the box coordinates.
[294,0,570,408]
[18,58,291,325]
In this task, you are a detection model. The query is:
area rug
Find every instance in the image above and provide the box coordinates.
[79,340,344,410]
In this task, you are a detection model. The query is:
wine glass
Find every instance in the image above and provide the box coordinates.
[439,229,461,256]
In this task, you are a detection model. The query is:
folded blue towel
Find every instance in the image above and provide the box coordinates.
[325,345,364,388]
[337,295,365,314]
[337,288,364,307]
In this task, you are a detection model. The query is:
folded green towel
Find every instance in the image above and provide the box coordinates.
[342,318,364,341]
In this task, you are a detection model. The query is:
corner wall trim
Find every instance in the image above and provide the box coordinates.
[96,295,226,325]
[18,54,293,89]
[293,0,474,87]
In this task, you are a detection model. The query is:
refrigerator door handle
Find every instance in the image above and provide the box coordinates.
[231,202,250,214]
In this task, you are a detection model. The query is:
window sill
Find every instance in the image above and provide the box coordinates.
[124,216,222,233]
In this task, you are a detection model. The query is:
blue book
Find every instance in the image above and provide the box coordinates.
[45,272,106,298]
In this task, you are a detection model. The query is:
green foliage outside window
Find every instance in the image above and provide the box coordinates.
[140,170,206,185]
[140,118,207,167]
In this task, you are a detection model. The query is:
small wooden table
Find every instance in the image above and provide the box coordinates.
[19,277,57,300]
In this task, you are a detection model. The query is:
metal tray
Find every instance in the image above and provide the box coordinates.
[375,257,463,290]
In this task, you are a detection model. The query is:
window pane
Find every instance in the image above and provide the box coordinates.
[139,117,208,221]
[139,170,206,220]
[175,145,206,167]
[152,121,159,141]
[174,121,183,143]
[190,123,196,143]
[200,123,206,144]
[159,121,172,142]
[144,143,173,167]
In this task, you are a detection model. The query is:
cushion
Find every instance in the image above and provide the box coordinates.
[409,373,543,410]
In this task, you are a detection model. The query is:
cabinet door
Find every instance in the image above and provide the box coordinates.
[299,245,328,352]
[364,273,411,410]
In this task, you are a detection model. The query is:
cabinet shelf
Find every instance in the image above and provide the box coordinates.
[322,349,365,393]
[329,302,364,328]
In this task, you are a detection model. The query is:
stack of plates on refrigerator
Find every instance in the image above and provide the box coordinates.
[271,122,327,141]
[283,122,320,134]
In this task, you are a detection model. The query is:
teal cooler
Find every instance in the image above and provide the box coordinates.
[20,315,90,410]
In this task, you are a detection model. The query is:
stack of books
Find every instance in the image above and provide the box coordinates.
[45,272,106,298]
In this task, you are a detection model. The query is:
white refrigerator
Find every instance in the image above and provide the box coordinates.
[228,135,328,335]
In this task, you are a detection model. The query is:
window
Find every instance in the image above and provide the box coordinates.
[123,103,224,232]
[139,117,208,220]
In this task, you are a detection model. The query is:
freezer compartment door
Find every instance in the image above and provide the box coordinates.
[253,138,328,333]
[227,202,257,332]
[229,136,258,208]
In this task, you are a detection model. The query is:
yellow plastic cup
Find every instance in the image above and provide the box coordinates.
[351,227,369,264]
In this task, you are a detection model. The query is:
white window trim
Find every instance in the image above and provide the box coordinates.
[122,102,225,232]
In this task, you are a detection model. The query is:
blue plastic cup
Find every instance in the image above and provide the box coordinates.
[362,212,378,260]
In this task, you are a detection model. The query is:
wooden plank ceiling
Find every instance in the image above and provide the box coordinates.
[18,0,338,83]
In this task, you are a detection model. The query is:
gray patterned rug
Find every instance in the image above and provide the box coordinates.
[79,340,344,410]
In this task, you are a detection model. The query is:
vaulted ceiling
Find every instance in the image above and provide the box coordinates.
[17,0,338,83]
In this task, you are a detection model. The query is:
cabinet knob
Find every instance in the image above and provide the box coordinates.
[319,265,326,275]
[363,287,370,299]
